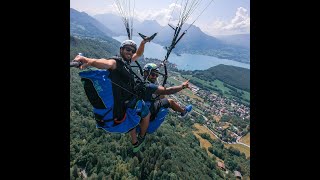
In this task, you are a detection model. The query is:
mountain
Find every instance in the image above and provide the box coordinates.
[70,36,119,60]
[93,13,140,36]
[143,22,250,64]
[93,13,249,63]
[70,8,115,39]
[167,25,249,64]
[215,34,250,49]
[135,20,163,37]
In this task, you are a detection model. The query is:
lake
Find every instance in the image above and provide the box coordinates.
[113,36,250,70]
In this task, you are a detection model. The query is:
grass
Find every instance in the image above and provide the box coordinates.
[213,115,221,122]
[211,79,229,93]
[194,123,217,140]
[183,75,250,103]
[240,133,250,146]
[167,76,181,85]
[193,123,250,159]
[193,132,214,157]
[183,75,216,92]
[167,76,204,102]
[165,76,204,113]
[224,144,250,158]
[213,79,250,103]
[242,91,250,101]
[192,123,217,158]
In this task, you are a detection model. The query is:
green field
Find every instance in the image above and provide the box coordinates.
[167,76,204,115]
[211,79,229,93]
[242,91,250,101]
[167,77,198,98]
[225,144,250,158]
[183,74,250,103]
[183,75,215,89]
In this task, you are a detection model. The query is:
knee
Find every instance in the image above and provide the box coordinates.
[145,112,151,119]
[167,98,175,107]
[142,112,151,122]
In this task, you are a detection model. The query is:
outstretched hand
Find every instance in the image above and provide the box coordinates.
[182,79,191,90]
[139,32,157,43]
[74,55,89,69]
[142,38,151,43]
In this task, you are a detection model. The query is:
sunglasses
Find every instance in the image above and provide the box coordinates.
[124,47,136,53]
[150,72,159,77]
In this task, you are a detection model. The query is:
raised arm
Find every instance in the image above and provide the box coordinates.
[154,80,190,95]
[73,55,117,70]
[132,39,149,62]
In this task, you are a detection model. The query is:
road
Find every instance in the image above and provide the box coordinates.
[236,136,250,148]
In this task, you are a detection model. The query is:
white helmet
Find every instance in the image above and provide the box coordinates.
[120,40,137,50]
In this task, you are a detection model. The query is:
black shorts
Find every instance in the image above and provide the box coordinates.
[150,98,170,120]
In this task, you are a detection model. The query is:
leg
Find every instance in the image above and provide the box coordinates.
[138,101,152,137]
[129,101,149,145]
[139,112,151,137]
[129,128,138,144]
[168,98,185,113]
[132,104,150,153]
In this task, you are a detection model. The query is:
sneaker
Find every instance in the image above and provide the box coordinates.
[181,105,192,118]
[133,134,146,153]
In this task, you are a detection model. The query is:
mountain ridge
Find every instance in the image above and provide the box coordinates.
[215,34,250,49]
[92,12,249,63]
[70,8,115,40]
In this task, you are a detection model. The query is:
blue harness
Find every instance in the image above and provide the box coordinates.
[136,101,169,133]
[79,69,142,133]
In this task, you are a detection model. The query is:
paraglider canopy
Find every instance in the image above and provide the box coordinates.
[114,0,136,40]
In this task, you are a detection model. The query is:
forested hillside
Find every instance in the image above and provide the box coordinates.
[70,37,250,179]
[181,64,250,92]
[70,36,120,60]
[70,8,115,39]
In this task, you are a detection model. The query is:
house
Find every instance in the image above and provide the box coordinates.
[234,171,242,179]
[217,161,226,171]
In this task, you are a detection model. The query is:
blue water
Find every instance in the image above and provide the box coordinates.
[113,36,250,70]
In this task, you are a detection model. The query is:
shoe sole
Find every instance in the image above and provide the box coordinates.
[133,140,145,153]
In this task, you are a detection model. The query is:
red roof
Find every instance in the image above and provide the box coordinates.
[217,162,225,169]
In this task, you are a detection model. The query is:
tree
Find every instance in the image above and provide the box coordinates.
[71,165,79,179]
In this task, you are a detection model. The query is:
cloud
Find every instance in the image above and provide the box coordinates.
[135,3,182,26]
[203,7,250,36]
[83,4,119,16]
[82,3,250,36]
[85,2,181,26]
[135,5,250,36]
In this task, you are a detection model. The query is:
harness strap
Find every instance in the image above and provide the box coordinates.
[114,112,127,125]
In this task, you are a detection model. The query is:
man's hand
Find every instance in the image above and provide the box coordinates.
[181,79,191,90]
[138,32,157,42]
[74,55,91,69]
[142,39,150,44]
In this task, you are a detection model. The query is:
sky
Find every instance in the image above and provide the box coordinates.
[70,0,250,36]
